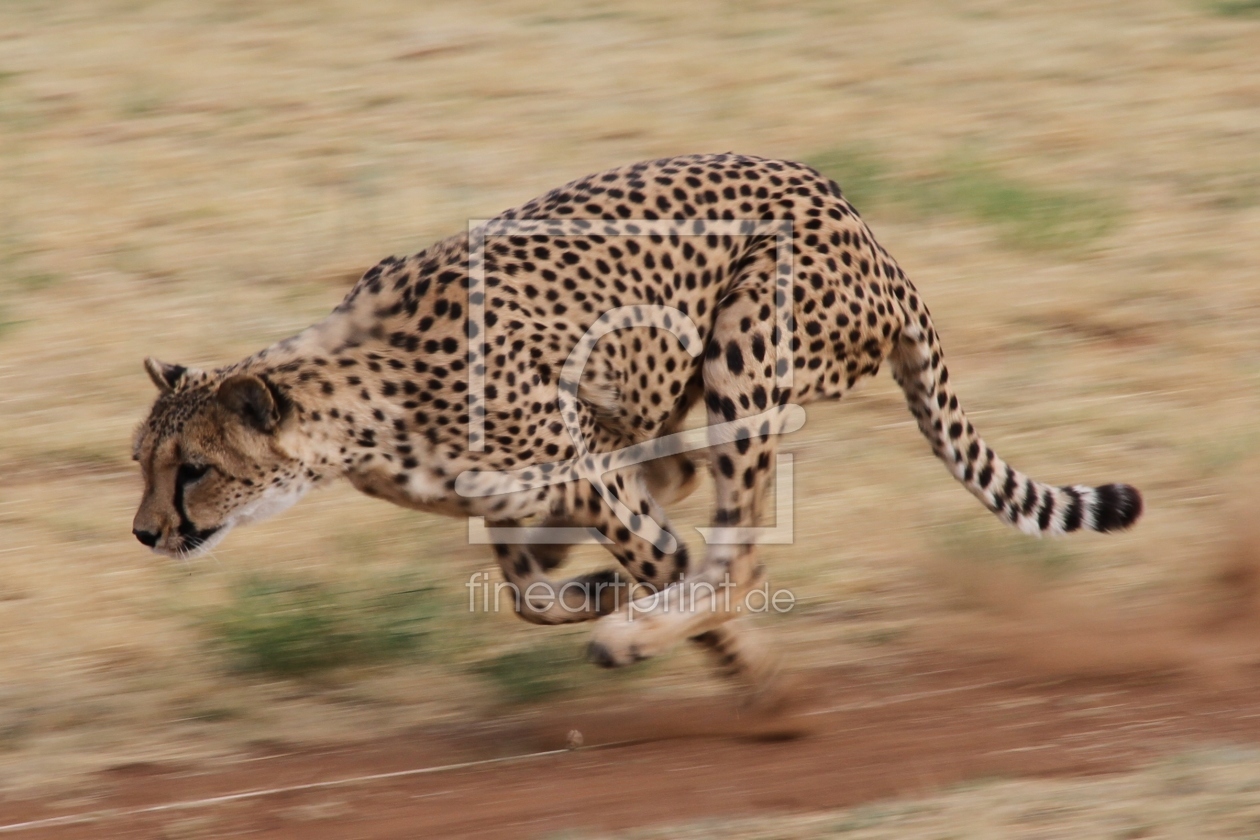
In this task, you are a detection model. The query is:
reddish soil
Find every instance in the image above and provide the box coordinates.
[4,653,1260,839]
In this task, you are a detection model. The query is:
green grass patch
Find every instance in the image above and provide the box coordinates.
[473,630,654,705]
[0,308,23,340]
[15,271,60,292]
[808,147,1121,251]
[936,519,1078,578]
[474,639,585,704]
[210,576,437,677]
[1208,0,1260,15]
[919,159,1119,250]
[1187,429,1260,478]
[117,80,169,119]
[805,146,900,212]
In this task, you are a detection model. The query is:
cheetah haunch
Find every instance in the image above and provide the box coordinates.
[133,154,1141,687]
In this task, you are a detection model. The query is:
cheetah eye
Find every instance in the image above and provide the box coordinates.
[177,463,211,484]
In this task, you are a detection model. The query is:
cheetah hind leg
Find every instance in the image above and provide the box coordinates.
[587,284,783,668]
[584,462,784,707]
[639,460,785,706]
[589,516,783,708]
[642,372,707,509]
[690,620,787,712]
[592,520,784,708]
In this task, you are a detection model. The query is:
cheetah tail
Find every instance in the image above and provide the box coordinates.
[887,313,1142,536]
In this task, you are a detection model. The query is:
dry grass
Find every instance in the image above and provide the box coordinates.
[808,146,1122,250]
[547,747,1260,839]
[0,0,1258,826]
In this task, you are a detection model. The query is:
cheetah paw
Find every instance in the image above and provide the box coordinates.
[585,613,664,668]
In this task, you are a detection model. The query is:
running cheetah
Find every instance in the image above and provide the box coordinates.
[132,154,1142,689]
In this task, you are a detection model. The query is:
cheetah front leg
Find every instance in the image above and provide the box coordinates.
[489,461,780,697]
[489,501,639,625]
[488,455,701,626]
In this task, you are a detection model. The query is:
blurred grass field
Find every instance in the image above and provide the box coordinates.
[1,0,1259,828]
[541,747,1260,839]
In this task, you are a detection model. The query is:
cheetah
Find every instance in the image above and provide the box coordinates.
[132,153,1142,692]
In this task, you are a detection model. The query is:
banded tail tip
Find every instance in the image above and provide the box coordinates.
[1091,483,1143,532]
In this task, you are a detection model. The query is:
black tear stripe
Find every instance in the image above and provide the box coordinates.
[173,470,219,551]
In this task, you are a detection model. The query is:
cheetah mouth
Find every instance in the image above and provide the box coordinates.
[182,526,221,552]
[154,524,226,559]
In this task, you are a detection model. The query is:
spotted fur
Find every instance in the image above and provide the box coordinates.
[133,154,1142,682]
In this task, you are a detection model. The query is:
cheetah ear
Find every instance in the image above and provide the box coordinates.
[145,358,190,394]
[217,374,283,433]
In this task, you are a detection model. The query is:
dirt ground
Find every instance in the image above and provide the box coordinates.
[9,527,1260,838]
[6,650,1260,839]
[2,0,1260,837]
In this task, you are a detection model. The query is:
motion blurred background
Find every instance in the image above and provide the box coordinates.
[1,1,1259,837]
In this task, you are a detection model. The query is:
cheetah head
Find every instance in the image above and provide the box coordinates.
[131,358,310,558]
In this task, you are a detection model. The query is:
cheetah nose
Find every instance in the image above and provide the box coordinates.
[133,529,159,548]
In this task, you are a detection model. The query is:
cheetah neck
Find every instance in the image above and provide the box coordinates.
[235,317,480,518]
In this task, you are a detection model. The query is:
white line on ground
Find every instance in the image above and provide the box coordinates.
[0,747,593,833]
[0,679,1010,833]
